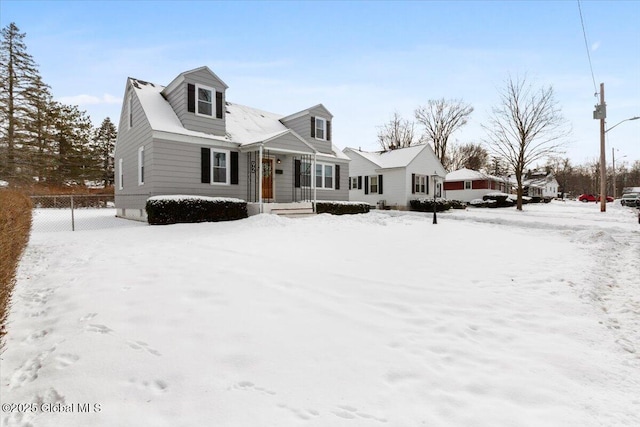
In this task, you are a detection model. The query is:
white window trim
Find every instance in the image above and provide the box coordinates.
[314,162,334,190]
[414,174,428,194]
[118,158,123,190]
[211,149,230,185]
[138,146,144,186]
[315,117,326,141]
[195,84,215,118]
[464,180,472,190]
[350,176,358,190]
[369,175,379,194]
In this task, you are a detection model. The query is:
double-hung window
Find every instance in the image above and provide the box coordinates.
[212,150,229,184]
[196,84,214,117]
[138,147,144,185]
[315,117,326,140]
[369,176,378,194]
[315,162,334,189]
[118,158,124,190]
[350,177,358,189]
[464,180,472,190]
[300,161,312,187]
[414,174,427,194]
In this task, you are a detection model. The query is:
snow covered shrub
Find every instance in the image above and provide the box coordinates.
[482,192,514,208]
[316,201,370,215]
[0,191,32,344]
[449,200,466,209]
[409,198,452,212]
[146,195,247,225]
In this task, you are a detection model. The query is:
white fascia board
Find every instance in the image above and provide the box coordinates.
[280,109,310,122]
[152,130,238,149]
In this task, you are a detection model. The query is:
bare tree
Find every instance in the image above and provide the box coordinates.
[447,142,489,172]
[414,98,473,168]
[377,112,418,151]
[483,76,570,210]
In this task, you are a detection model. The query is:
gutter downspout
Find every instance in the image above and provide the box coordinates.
[259,144,263,214]
[313,153,317,213]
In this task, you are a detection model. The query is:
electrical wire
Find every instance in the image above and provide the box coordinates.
[577,0,599,97]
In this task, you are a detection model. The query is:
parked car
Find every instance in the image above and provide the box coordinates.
[620,192,640,207]
[596,195,614,203]
[578,194,597,202]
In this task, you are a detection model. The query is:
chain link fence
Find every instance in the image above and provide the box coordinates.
[30,195,123,232]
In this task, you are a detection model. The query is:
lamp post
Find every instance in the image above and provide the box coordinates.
[432,172,438,224]
[606,116,638,200]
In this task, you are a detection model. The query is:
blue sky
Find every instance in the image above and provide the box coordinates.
[2,0,639,166]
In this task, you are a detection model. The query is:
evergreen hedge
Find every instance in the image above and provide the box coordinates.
[316,201,370,215]
[409,198,453,212]
[146,196,247,225]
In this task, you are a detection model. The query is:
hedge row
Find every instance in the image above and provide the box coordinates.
[146,196,248,225]
[409,198,464,212]
[316,201,370,215]
[0,191,32,345]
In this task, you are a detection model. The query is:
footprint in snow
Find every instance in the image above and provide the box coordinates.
[85,324,112,334]
[232,381,276,395]
[128,377,168,394]
[55,353,80,370]
[277,403,319,420]
[126,340,161,356]
[79,312,98,322]
[333,405,387,423]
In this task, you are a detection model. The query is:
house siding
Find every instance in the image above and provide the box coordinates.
[164,68,226,137]
[281,105,333,155]
[264,133,315,154]
[114,82,154,214]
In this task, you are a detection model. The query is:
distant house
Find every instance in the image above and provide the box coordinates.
[343,145,446,209]
[113,66,349,220]
[444,168,510,202]
[523,171,559,200]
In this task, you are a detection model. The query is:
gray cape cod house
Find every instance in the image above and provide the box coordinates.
[113,66,350,220]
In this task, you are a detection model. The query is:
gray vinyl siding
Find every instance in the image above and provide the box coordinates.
[152,139,245,199]
[114,82,154,210]
[265,133,315,154]
[164,68,226,137]
[313,159,349,202]
[281,106,334,155]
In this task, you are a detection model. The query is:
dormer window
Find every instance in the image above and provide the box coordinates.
[315,117,326,140]
[310,116,331,141]
[196,84,214,117]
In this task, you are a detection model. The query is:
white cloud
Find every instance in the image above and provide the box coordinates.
[57,93,121,106]
[591,41,601,51]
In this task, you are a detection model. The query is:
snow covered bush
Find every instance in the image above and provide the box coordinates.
[146,195,247,225]
[315,201,370,215]
[482,192,514,208]
[0,191,32,344]
[409,198,452,212]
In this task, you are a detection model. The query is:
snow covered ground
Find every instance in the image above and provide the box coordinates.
[2,201,640,427]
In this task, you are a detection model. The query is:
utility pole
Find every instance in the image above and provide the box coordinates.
[612,147,616,200]
[594,83,607,212]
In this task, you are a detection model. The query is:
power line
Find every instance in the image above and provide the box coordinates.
[577,0,599,97]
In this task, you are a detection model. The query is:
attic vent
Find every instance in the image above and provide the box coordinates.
[226,110,230,114]
[260,114,265,118]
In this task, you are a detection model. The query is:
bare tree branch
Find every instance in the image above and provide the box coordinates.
[482,75,571,210]
[414,98,474,168]
[377,111,418,151]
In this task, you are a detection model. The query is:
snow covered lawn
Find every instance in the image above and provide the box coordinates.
[2,201,640,426]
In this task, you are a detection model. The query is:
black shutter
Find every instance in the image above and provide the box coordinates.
[201,147,211,183]
[294,160,301,188]
[364,176,369,195]
[216,91,223,119]
[327,121,331,141]
[310,116,316,138]
[230,151,239,184]
[349,176,352,190]
[426,176,429,194]
[358,176,362,190]
[335,165,340,190]
[188,84,195,113]
[378,174,383,195]
[411,173,416,194]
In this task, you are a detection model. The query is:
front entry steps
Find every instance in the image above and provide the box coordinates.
[248,202,316,218]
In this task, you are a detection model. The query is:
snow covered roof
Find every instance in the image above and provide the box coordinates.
[344,144,429,169]
[130,77,347,160]
[446,168,506,182]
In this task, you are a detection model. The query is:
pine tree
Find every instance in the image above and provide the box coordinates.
[49,102,95,185]
[0,22,42,184]
[23,74,56,183]
[92,117,117,186]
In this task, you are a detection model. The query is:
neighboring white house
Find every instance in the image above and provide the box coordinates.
[444,168,510,203]
[524,172,559,199]
[343,145,446,209]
